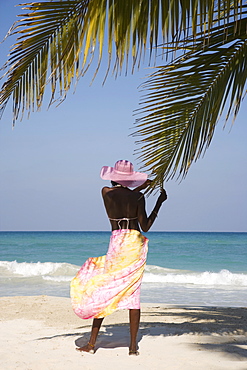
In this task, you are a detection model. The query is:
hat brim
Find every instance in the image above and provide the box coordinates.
[100,166,148,188]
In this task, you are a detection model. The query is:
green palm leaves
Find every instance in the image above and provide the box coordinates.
[134,18,247,185]
[0,1,87,120]
[0,1,246,185]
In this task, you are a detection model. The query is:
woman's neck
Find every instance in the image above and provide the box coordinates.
[112,184,127,188]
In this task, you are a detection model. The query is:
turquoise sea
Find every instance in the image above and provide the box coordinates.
[0,231,246,307]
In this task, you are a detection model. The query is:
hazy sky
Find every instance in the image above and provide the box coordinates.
[0,1,246,232]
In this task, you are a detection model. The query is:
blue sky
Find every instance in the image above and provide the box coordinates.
[0,1,246,232]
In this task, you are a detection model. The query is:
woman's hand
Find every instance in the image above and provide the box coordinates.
[141,179,153,190]
[133,179,153,192]
[158,188,167,203]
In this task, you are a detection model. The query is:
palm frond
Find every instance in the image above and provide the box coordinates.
[133,17,247,187]
[0,1,88,123]
[1,0,244,124]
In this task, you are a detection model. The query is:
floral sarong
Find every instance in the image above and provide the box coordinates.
[70,229,148,319]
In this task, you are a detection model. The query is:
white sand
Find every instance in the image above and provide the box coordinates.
[0,296,247,369]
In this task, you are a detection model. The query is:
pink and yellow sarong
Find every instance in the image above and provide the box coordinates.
[70,229,148,319]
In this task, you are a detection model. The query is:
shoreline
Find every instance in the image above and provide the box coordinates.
[0,296,247,369]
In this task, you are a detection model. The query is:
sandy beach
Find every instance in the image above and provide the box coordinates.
[0,296,246,370]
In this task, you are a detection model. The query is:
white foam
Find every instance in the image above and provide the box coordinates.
[0,260,78,277]
[42,275,72,282]
[143,267,247,287]
[1,261,246,288]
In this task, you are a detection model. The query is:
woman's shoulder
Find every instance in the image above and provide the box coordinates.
[101,186,112,195]
[101,186,144,199]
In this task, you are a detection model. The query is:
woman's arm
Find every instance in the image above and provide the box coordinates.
[137,189,167,232]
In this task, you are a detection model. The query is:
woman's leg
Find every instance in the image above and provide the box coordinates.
[76,318,104,353]
[129,309,140,354]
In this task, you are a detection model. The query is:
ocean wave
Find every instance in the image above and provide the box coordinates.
[0,260,79,278]
[1,261,246,288]
[42,275,72,282]
[143,265,247,287]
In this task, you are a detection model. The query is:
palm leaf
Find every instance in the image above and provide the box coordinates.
[1,0,243,124]
[1,1,88,123]
[133,16,247,187]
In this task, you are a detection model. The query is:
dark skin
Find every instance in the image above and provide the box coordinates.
[76,179,167,355]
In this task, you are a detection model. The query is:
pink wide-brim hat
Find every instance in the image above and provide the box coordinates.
[100,160,148,187]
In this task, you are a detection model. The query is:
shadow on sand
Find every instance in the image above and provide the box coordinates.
[38,306,247,361]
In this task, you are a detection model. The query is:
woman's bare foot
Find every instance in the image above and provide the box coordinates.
[129,349,139,355]
[76,342,95,354]
[129,345,139,356]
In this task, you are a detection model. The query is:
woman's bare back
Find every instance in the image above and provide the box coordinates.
[102,185,167,232]
[102,186,143,231]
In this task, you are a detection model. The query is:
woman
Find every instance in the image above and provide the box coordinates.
[70,160,167,355]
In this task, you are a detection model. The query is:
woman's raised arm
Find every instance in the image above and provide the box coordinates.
[137,189,167,232]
